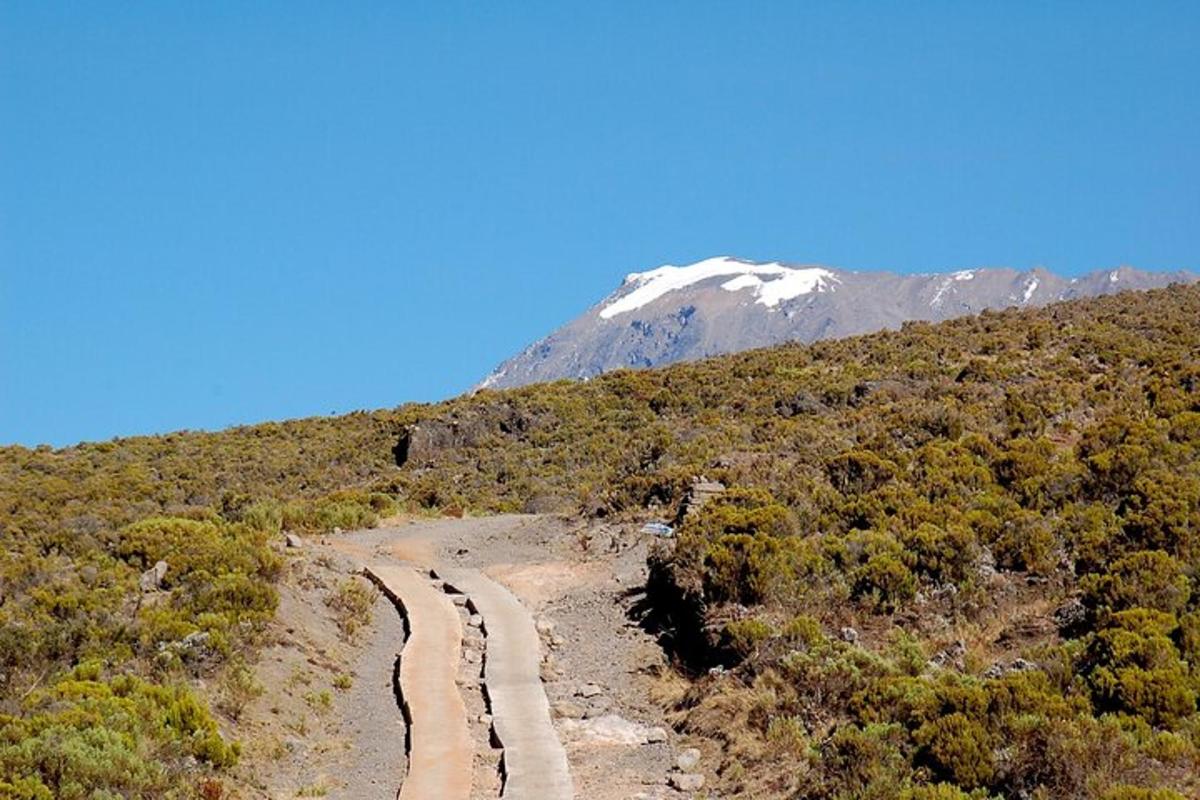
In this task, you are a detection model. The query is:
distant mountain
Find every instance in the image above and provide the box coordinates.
[480,257,1198,389]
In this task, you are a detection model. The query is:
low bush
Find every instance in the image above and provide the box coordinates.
[326,578,379,641]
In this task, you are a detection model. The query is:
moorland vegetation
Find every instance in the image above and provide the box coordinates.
[2,284,1199,797]
[0,419,399,797]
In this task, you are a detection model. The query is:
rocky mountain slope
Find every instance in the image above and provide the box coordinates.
[481,257,1197,389]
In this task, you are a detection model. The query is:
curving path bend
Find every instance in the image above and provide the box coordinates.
[437,567,574,800]
[365,563,474,800]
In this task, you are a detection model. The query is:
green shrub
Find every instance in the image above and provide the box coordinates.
[1082,550,1190,614]
[240,500,283,534]
[845,530,918,611]
[218,661,264,721]
[1087,614,1196,728]
[902,522,978,585]
[0,670,238,795]
[827,450,898,495]
[913,712,994,789]
[723,618,775,659]
[765,714,809,756]
[0,777,53,800]
[817,723,909,797]
[326,578,378,640]
[990,510,1058,574]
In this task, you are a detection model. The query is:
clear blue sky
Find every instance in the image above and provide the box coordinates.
[2,3,1197,447]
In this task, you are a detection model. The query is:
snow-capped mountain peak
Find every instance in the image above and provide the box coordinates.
[479,258,1197,390]
[600,257,838,319]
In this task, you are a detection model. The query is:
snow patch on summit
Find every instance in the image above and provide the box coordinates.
[721,269,840,307]
[600,257,837,319]
[720,274,762,293]
[930,269,980,308]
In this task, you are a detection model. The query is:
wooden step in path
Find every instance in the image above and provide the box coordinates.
[364,563,473,800]
[437,567,574,800]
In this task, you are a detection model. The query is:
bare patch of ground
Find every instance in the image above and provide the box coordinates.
[224,545,407,799]
[482,560,606,611]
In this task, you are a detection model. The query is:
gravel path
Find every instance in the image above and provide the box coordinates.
[330,593,410,799]
[324,516,684,799]
[366,563,474,800]
[438,567,574,800]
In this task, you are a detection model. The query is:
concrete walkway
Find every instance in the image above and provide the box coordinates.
[365,564,473,800]
[438,567,574,800]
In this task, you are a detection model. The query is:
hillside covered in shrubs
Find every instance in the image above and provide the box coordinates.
[0,418,404,796]
[3,284,1200,797]
[395,284,1200,798]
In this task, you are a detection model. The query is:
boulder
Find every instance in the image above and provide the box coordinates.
[553,701,586,720]
[394,403,542,467]
[983,657,1039,680]
[677,477,726,520]
[976,546,998,578]
[560,714,657,746]
[284,532,304,549]
[775,391,826,417]
[669,773,705,792]
[394,420,473,467]
[139,560,169,592]
[582,696,612,717]
[157,629,216,663]
[676,747,701,771]
[1054,597,1088,635]
[848,379,916,408]
[645,726,669,743]
[928,640,967,671]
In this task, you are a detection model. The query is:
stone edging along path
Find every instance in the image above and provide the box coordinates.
[437,567,575,800]
[364,564,474,800]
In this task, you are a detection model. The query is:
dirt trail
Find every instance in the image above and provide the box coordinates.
[439,567,574,800]
[270,515,690,800]
[366,563,473,800]
[331,594,410,798]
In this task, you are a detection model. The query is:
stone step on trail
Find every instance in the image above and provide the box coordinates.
[436,567,574,800]
[364,564,473,800]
